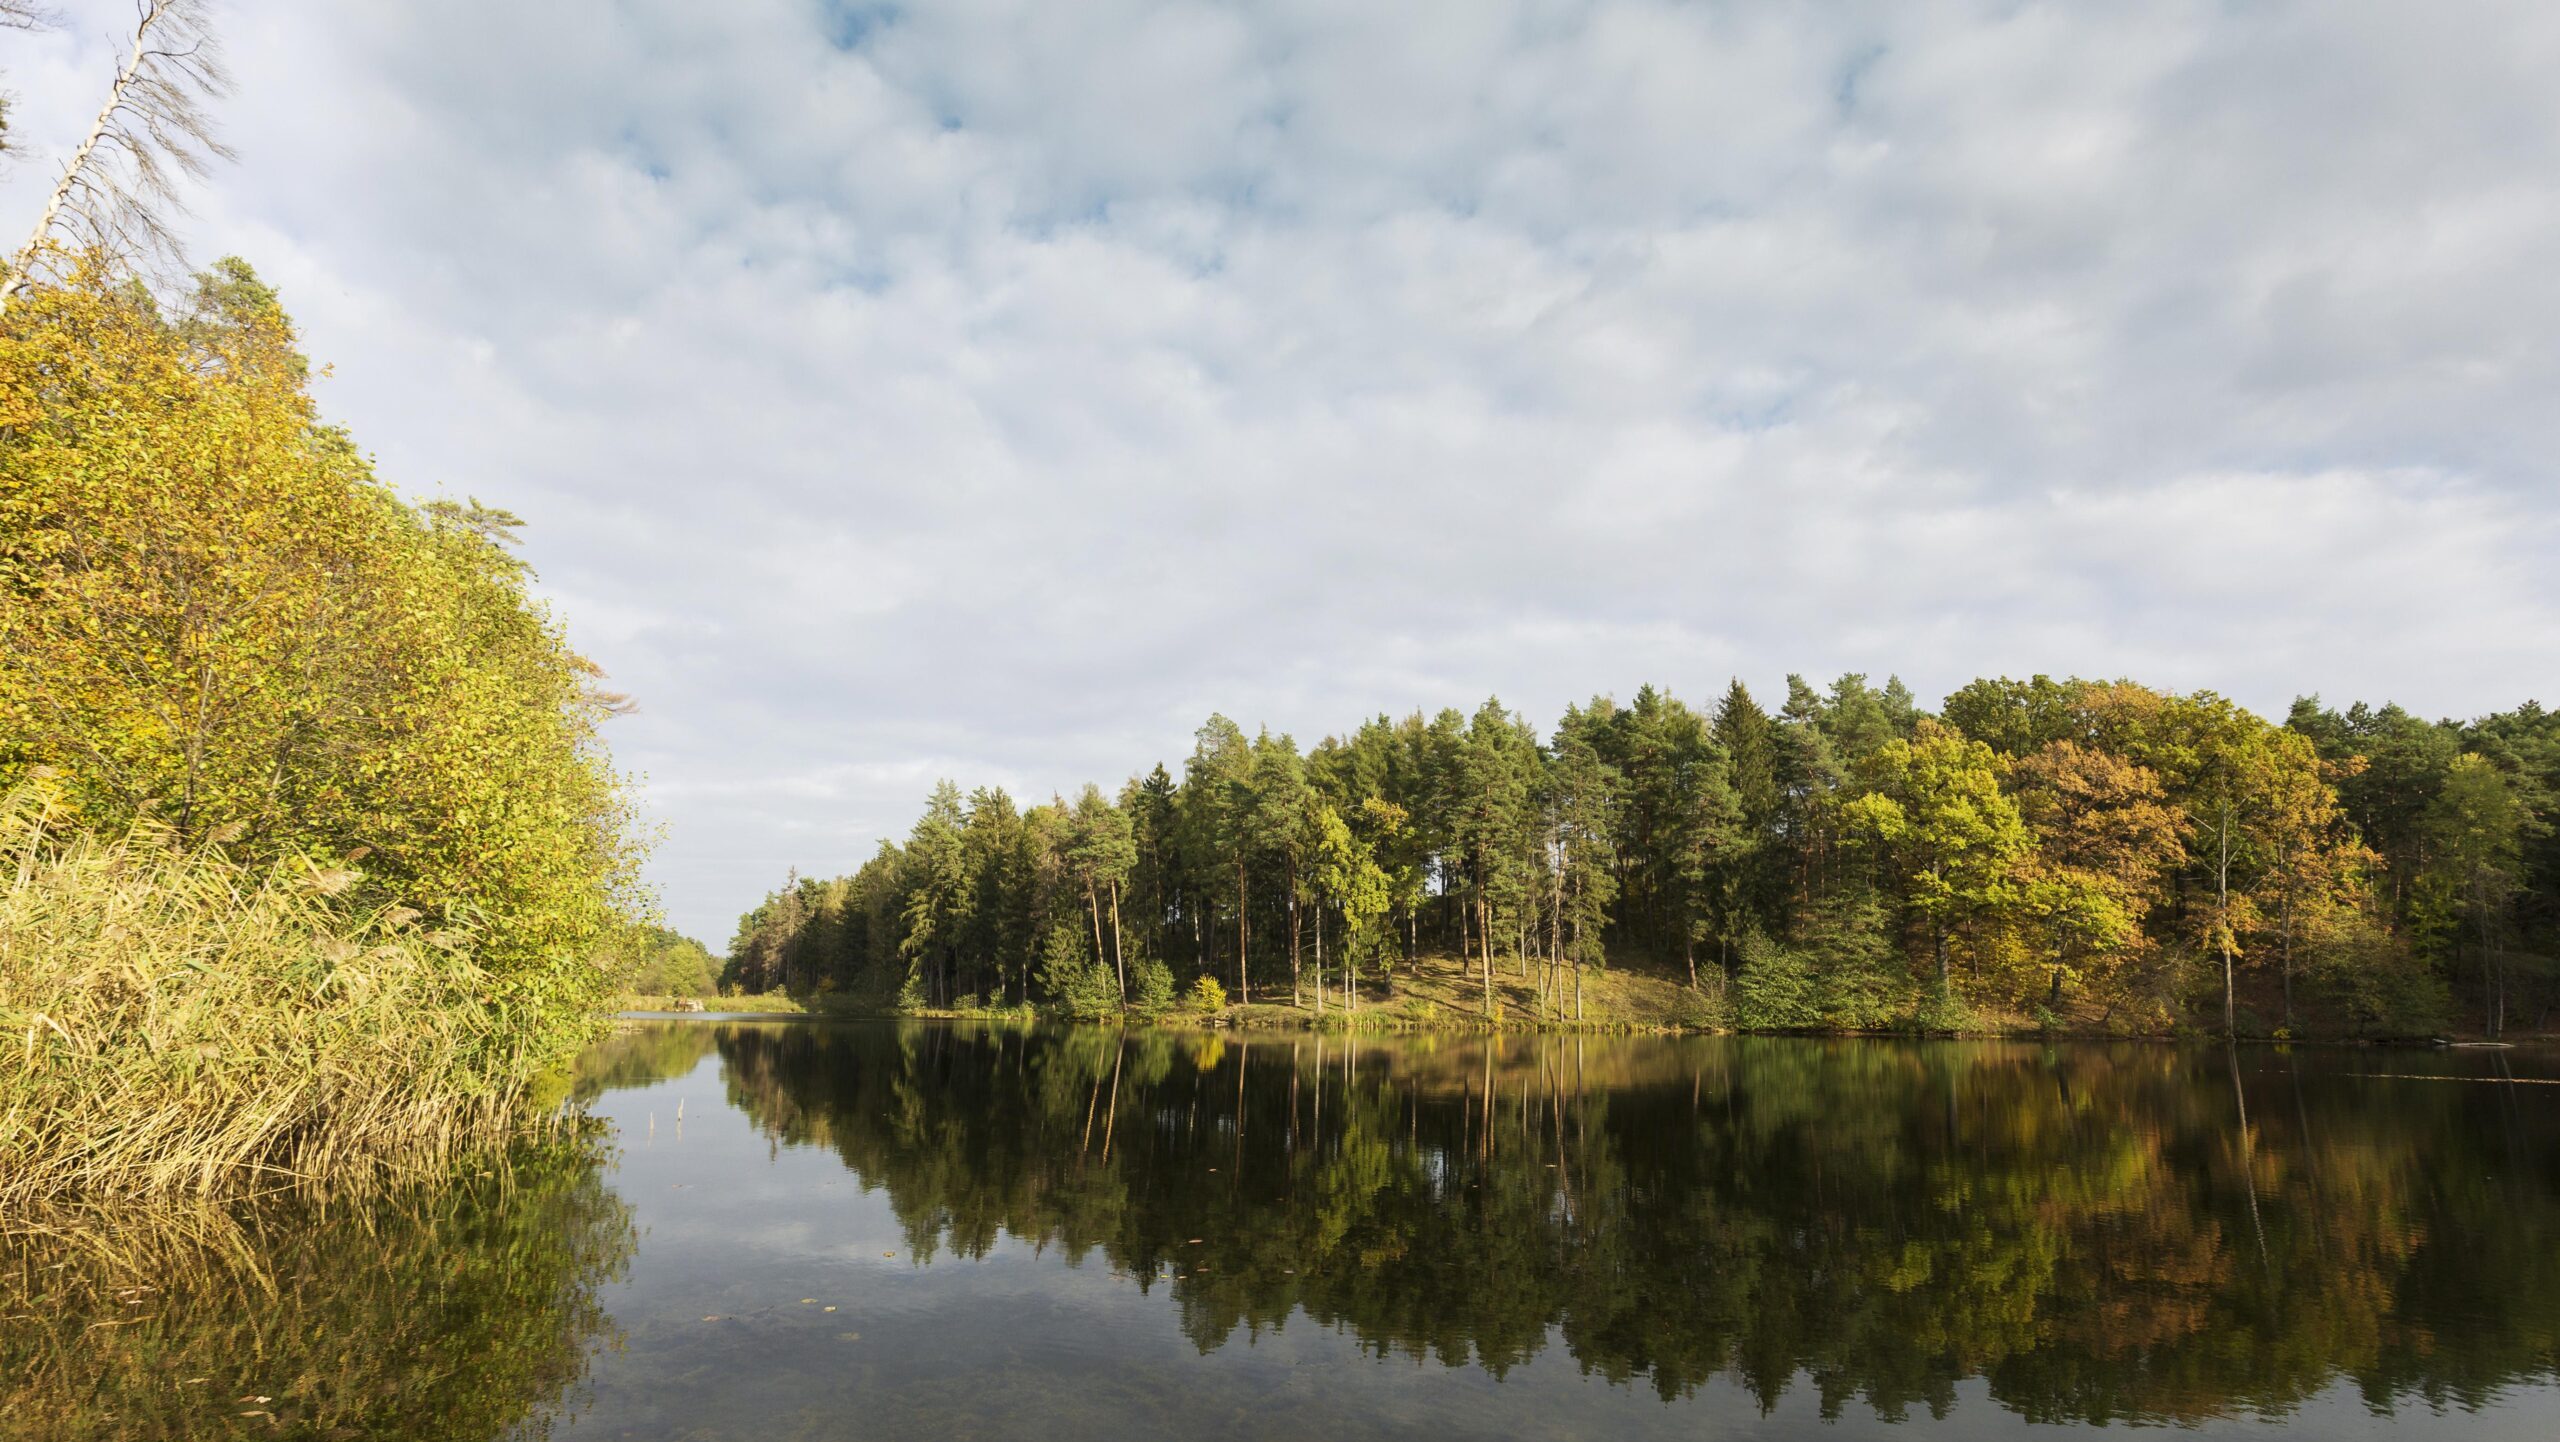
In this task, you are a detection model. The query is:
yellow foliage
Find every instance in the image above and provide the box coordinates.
[0,259,646,1037]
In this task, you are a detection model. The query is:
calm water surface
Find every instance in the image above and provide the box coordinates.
[12,1021,2560,1439]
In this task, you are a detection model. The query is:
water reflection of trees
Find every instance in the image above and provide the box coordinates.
[570,1017,723,1098]
[1,1132,632,1442]
[715,1023,2560,1424]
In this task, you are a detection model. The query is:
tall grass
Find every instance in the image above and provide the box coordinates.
[0,785,579,1213]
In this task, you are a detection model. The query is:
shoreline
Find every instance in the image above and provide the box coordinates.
[617,1000,2549,1050]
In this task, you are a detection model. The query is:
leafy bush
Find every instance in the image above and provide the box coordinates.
[1909,983,1975,1035]
[1187,976,1227,1014]
[1131,956,1177,1010]
[1038,923,1118,1017]
[1734,932,1820,1030]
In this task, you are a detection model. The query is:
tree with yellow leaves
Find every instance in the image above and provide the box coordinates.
[0,260,647,1049]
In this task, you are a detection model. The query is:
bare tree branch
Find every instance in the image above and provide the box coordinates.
[6,0,231,293]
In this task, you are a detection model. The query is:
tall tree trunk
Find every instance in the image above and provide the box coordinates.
[8,4,162,287]
[1313,904,1325,1016]
[2218,806,2237,1036]
[1289,867,1303,1008]
[1087,884,1108,999]
[1480,896,1494,1019]
[1549,863,1565,1015]
[2278,891,2295,1033]
[1236,859,1250,1006]
[1556,911,1576,1024]
[1108,880,1126,1002]
[2481,881,2503,1039]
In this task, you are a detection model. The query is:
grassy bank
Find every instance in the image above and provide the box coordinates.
[684,953,2511,1042]
[1213,952,1725,1033]
[664,957,1725,1034]
[0,789,588,1215]
[618,992,812,1014]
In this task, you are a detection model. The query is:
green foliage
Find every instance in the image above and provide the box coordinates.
[728,674,2560,1039]
[1733,933,1821,1030]
[1131,955,1177,1011]
[1188,975,1228,1014]
[1037,921,1117,1019]
[1908,983,1976,1035]
[1843,719,2036,989]
[0,266,647,1081]
[1733,896,1908,1031]
[609,925,719,996]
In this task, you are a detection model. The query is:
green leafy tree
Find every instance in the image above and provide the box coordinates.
[1,263,645,1056]
[1306,803,1391,1014]
[1547,707,1621,1019]
[1067,783,1138,1003]
[1247,732,1316,1004]
[1184,715,1256,1003]
[897,782,972,1008]
[2425,755,2534,1036]
[1842,720,2034,1002]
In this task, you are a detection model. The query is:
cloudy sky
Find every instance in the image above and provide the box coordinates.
[5,1,2555,944]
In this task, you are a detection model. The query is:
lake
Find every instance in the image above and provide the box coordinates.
[10,1021,2560,1439]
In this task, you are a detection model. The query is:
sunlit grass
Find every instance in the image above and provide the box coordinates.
[0,784,576,1213]
[618,990,810,1013]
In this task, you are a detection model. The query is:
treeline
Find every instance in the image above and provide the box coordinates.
[609,926,721,997]
[731,677,2557,1036]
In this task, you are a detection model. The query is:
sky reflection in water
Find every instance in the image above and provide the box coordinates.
[553,1021,2560,1441]
[11,1021,2560,1440]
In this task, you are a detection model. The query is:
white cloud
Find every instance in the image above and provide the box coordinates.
[3,0,2555,944]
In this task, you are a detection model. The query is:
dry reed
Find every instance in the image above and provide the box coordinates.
[0,784,572,1213]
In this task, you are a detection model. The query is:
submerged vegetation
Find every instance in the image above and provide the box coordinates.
[731,680,2556,1038]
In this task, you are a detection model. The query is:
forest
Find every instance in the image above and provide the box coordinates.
[727,678,2558,1038]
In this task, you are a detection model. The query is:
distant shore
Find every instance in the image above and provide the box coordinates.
[623,952,2539,1044]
